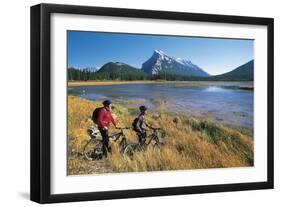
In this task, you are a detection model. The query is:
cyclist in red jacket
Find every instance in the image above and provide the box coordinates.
[97,100,116,156]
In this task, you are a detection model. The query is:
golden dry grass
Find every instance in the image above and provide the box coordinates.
[67,95,253,175]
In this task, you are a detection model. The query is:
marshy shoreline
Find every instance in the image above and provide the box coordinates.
[68,80,254,90]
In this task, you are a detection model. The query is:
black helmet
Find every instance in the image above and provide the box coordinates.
[139,105,147,111]
[102,99,112,106]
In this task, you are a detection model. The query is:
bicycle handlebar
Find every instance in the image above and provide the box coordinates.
[109,127,130,142]
[150,127,162,130]
[116,127,131,130]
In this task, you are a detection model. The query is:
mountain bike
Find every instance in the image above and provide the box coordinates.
[83,127,129,160]
[123,127,165,157]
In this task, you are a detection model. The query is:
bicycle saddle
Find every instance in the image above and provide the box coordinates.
[87,128,102,140]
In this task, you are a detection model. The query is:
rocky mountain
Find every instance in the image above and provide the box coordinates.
[141,50,209,77]
[68,50,253,81]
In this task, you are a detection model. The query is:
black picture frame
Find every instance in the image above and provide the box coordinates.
[30,3,274,204]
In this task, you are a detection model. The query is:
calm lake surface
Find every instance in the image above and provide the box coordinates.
[68,82,253,128]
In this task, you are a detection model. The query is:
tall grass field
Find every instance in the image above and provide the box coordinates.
[67,95,253,175]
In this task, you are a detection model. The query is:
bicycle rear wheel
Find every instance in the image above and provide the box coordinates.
[83,139,103,160]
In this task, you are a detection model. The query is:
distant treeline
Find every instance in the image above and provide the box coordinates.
[68,67,253,81]
[68,67,147,81]
[68,67,213,81]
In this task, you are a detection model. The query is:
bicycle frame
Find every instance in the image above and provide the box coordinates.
[145,129,160,146]
[109,131,128,151]
[83,127,129,160]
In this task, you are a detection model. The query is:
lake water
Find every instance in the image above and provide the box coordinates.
[68,82,253,128]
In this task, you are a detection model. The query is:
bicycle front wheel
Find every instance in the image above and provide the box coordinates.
[123,143,144,157]
[123,143,138,157]
[83,139,103,161]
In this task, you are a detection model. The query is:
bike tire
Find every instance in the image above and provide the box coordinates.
[123,143,139,157]
[83,139,103,161]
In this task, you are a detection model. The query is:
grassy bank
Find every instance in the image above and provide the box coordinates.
[67,96,253,175]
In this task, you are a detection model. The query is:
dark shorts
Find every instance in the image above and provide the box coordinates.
[133,128,147,144]
[98,127,110,153]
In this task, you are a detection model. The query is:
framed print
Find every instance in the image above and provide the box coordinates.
[30,3,274,203]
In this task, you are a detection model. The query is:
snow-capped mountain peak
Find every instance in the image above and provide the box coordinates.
[153,50,171,61]
[175,58,192,66]
[175,58,203,71]
[154,49,166,55]
[142,50,209,77]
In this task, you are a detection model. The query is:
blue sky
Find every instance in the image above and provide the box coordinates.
[68,31,253,75]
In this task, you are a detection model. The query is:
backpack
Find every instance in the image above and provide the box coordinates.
[92,107,102,124]
[132,117,139,130]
